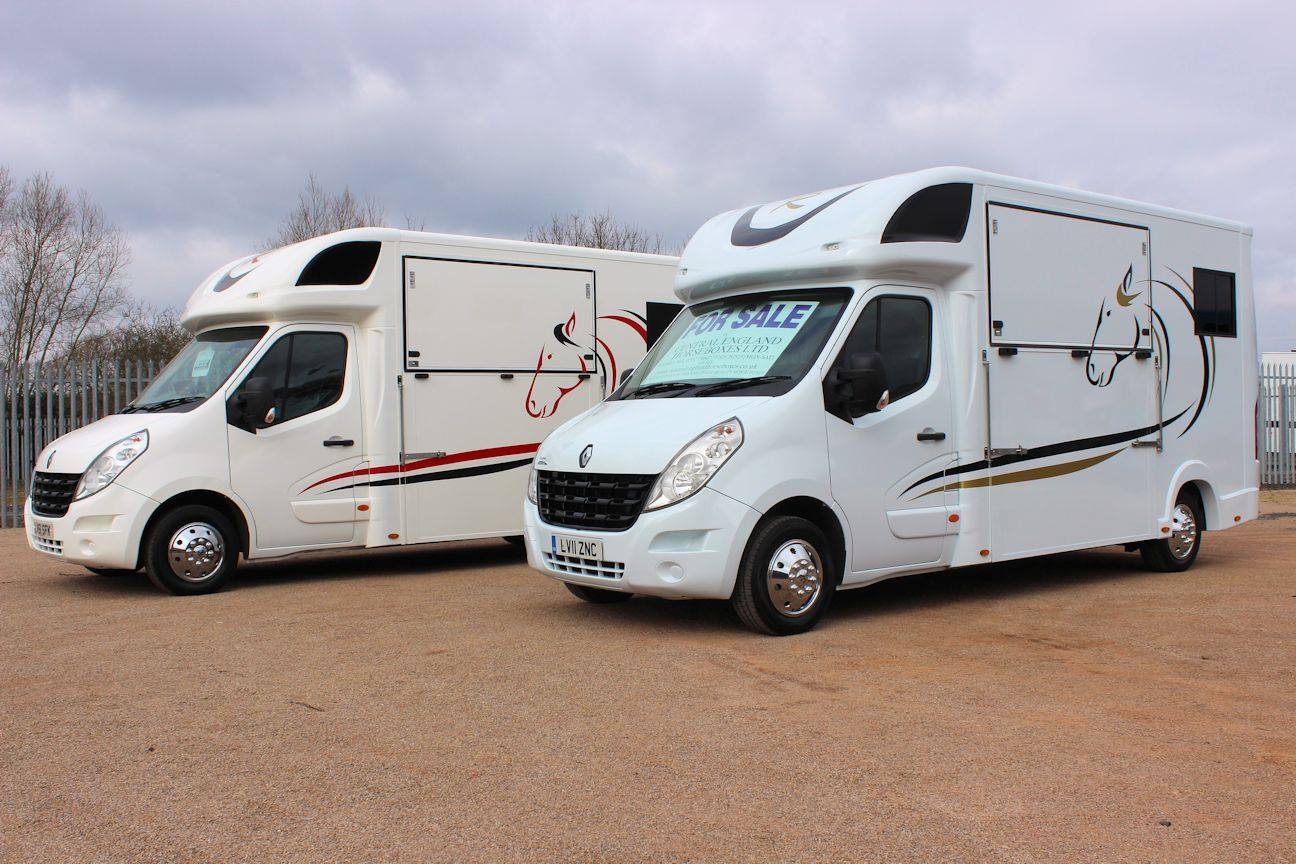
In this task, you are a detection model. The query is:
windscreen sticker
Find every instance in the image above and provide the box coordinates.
[190,346,215,377]
[641,300,819,384]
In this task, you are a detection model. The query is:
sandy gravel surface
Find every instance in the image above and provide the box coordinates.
[3,494,1295,863]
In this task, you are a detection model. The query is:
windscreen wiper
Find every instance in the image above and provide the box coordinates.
[124,395,206,413]
[625,381,698,399]
[693,375,791,396]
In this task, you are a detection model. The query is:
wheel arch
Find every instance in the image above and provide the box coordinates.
[1165,461,1219,530]
[760,496,847,583]
[140,489,251,562]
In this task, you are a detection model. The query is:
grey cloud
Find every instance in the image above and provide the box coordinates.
[1,0,1293,349]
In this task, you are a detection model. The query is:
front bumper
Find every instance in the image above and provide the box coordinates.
[524,486,761,600]
[24,483,157,569]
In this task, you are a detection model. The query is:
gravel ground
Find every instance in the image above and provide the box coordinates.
[3,492,1295,863]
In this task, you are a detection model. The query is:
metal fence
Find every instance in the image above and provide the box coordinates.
[2,362,158,527]
[1,360,1294,528]
[1261,363,1296,488]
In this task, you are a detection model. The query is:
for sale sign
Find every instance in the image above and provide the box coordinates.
[641,300,819,384]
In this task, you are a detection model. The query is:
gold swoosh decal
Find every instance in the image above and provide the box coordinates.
[917,448,1124,498]
[1116,266,1140,307]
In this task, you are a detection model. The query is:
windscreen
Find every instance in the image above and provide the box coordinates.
[614,288,850,399]
[126,326,267,413]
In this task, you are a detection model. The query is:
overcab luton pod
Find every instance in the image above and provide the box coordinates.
[524,167,1258,635]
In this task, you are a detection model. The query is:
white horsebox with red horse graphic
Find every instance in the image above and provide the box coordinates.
[24,227,679,593]
[525,168,1259,635]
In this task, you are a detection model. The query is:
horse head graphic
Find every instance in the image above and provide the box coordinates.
[524,309,648,419]
[1082,265,1214,439]
[1085,265,1144,387]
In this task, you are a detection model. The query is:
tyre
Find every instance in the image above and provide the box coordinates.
[502,535,525,548]
[731,515,838,636]
[142,505,239,595]
[85,567,137,577]
[1140,487,1204,573]
[564,582,633,604]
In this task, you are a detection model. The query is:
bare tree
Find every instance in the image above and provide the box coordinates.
[0,170,129,367]
[66,301,191,367]
[266,173,387,248]
[525,209,668,254]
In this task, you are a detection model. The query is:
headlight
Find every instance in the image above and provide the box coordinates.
[644,419,743,511]
[527,462,539,504]
[75,430,149,500]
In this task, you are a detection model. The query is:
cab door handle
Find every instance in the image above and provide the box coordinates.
[323,437,354,447]
[916,428,946,442]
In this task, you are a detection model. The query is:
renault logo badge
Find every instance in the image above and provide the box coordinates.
[579,444,593,469]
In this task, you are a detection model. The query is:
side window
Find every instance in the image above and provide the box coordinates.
[1193,268,1237,337]
[283,333,346,421]
[235,332,347,424]
[838,296,932,402]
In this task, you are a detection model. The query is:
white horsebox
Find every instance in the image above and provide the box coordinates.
[525,168,1259,634]
[26,228,679,592]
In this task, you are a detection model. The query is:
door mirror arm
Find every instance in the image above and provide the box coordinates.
[227,376,275,433]
[823,352,889,420]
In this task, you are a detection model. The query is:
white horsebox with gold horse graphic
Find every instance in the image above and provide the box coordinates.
[24,227,680,593]
[524,167,1259,635]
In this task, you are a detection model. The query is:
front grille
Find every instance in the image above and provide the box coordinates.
[543,551,625,580]
[31,535,63,555]
[31,471,80,518]
[536,470,655,532]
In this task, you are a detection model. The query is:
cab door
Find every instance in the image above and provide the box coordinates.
[226,325,364,552]
[824,287,956,580]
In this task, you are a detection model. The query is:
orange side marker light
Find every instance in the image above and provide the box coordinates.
[387,533,400,540]
[948,514,959,523]
[357,504,370,512]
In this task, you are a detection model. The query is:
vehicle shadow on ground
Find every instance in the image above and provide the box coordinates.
[550,547,1173,635]
[231,538,526,588]
[52,538,529,596]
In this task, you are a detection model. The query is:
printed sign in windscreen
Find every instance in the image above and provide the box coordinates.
[642,300,819,384]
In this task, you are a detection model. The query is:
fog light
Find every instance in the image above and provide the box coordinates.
[79,539,96,557]
[656,562,684,584]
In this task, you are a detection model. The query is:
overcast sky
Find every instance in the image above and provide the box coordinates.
[2,0,1293,350]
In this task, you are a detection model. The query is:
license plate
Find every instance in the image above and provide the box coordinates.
[552,533,603,560]
[32,521,52,540]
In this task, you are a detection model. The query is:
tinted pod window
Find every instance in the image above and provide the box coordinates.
[614,288,851,399]
[229,332,347,429]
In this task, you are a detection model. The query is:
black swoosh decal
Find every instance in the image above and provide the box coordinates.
[332,457,534,492]
[730,186,863,247]
[901,407,1190,497]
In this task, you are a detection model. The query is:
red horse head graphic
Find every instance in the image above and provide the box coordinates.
[525,310,647,418]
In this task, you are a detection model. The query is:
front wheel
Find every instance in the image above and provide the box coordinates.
[1140,488,1203,572]
[143,505,239,595]
[731,515,837,636]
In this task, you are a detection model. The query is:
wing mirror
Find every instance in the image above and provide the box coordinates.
[826,352,889,419]
[619,366,636,386]
[227,376,276,432]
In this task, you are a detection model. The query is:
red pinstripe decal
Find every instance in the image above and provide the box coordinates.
[304,442,540,492]
[598,314,647,341]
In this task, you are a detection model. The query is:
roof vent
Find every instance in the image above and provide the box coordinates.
[881,183,973,244]
[296,241,382,286]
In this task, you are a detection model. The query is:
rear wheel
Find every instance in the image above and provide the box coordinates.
[1140,487,1203,572]
[564,582,633,604]
[143,505,239,595]
[732,515,837,636]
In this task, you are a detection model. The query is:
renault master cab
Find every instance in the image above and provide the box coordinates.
[27,228,679,593]
[524,168,1259,634]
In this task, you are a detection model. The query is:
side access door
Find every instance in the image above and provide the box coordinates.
[400,256,598,541]
[985,201,1157,558]
[825,287,957,579]
[227,325,365,552]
